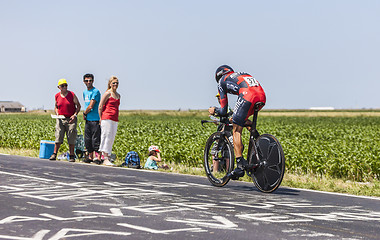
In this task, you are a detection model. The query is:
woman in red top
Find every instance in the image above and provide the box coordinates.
[50,79,81,162]
[98,76,121,166]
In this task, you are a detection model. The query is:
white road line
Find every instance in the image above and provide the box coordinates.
[0,171,55,182]
[117,223,203,234]
[26,202,55,209]
[166,216,238,229]
[285,187,380,201]
[0,229,50,240]
[49,228,131,240]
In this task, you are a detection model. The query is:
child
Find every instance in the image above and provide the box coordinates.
[144,145,169,170]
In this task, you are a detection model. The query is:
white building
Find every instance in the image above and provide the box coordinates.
[0,101,26,112]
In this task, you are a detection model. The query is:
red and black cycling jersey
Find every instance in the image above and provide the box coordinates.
[215,72,266,125]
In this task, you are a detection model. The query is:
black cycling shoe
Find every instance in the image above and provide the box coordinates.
[230,157,247,180]
[222,157,248,181]
[236,157,247,169]
[223,167,245,181]
[230,167,245,180]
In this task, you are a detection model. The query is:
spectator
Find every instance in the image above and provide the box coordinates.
[82,73,102,164]
[49,79,81,162]
[144,145,169,170]
[98,76,120,166]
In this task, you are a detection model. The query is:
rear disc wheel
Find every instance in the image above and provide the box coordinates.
[250,134,285,193]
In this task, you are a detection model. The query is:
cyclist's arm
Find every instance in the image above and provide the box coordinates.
[214,88,228,116]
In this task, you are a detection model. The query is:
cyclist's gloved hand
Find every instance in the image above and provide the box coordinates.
[208,107,216,115]
[213,108,230,118]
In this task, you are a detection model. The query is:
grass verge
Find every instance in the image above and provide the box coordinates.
[0,147,39,158]
[1,147,379,197]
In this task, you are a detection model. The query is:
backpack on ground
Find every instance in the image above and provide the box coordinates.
[123,151,141,169]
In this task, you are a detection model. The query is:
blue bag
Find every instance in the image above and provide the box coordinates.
[123,151,141,169]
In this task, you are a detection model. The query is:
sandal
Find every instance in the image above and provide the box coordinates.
[69,155,76,162]
[93,158,102,165]
[49,153,57,161]
[103,159,115,166]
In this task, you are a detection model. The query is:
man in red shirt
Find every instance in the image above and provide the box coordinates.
[49,79,81,162]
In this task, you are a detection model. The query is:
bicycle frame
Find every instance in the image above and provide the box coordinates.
[202,109,261,165]
[247,109,261,167]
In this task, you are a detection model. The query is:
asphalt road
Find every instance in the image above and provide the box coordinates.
[0,154,379,240]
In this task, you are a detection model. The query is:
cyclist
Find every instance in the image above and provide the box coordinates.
[208,65,266,180]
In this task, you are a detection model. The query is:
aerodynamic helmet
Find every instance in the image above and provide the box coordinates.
[215,65,234,83]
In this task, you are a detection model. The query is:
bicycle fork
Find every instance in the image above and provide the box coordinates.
[211,132,232,160]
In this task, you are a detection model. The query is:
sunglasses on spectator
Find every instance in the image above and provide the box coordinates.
[84,79,93,82]
[112,82,119,85]
[60,84,68,87]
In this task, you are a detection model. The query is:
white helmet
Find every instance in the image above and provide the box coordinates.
[148,145,160,152]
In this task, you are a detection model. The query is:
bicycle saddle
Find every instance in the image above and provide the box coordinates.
[254,102,265,111]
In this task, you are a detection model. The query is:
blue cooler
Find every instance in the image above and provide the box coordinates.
[39,140,55,159]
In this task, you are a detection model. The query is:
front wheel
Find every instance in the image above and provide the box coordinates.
[249,134,285,193]
[204,132,234,187]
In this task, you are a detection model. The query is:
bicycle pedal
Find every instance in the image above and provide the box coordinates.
[245,163,260,171]
[222,173,232,181]
[223,172,239,181]
[223,170,244,181]
[231,175,240,180]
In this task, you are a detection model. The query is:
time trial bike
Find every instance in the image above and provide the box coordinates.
[201,102,285,193]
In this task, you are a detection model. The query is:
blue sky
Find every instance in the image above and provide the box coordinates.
[1,0,379,110]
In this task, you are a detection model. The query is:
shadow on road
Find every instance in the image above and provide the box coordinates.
[225,184,301,196]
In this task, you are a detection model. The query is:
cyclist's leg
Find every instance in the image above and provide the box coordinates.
[232,95,251,163]
[229,97,252,179]
[230,124,246,179]
[232,124,244,159]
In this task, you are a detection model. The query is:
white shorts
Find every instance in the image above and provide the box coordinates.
[99,119,118,155]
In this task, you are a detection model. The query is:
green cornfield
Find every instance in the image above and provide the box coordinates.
[0,112,379,182]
